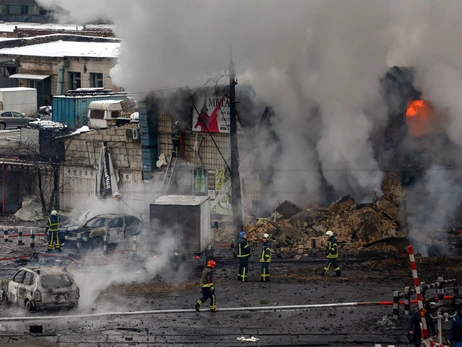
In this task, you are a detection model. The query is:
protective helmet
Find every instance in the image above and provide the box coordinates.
[239,231,247,238]
[51,210,58,216]
[175,121,181,125]
[263,233,269,239]
[207,260,216,268]
[325,230,334,237]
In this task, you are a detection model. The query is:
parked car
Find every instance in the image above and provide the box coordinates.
[62,213,144,248]
[37,105,52,120]
[0,111,36,130]
[1,267,79,311]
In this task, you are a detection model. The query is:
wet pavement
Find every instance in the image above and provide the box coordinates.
[0,228,459,346]
[0,256,451,346]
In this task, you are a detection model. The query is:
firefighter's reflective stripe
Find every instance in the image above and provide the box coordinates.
[48,231,60,250]
[202,283,214,288]
[260,242,272,262]
[237,243,250,258]
[326,241,338,259]
[47,217,60,232]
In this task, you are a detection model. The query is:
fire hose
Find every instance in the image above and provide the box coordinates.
[0,301,431,322]
[0,298,456,323]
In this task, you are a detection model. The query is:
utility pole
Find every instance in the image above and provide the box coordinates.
[229,56,244,241]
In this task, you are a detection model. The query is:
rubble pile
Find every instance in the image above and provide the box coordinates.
[243,173,407,255]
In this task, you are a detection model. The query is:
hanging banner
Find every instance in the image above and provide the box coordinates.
[96,142,119,199]
[192,93,230,133]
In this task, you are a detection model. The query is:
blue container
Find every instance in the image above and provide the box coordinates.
[52,95,127,129]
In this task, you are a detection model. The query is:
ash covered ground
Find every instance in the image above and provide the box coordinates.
[0,231,460,347]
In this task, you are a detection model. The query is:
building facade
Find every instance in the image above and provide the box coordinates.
[0,35,120,106]
[0,0,53,23]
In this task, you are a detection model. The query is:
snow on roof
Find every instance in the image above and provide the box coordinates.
[153,195,210,206]
[0,40,120,58]
[0,87,36,92]
[0,22,113,33]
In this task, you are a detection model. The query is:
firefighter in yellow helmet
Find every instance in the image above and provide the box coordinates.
[45,210,61,253]
[321,230,341,277]
[195,260,217,312]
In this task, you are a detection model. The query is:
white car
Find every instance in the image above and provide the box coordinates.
[1,267,80,311]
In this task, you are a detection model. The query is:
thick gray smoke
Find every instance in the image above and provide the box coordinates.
[37,0,396,204]
[38,0,462,251]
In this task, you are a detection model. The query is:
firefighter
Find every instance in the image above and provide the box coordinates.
[45,210,61,253]
[195,260,217,312]
[260,233,271,282]
[237,231,251,282]
[321,230,340,277]
[171,120,181,158]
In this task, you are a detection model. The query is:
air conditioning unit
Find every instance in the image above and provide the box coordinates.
[125,128,139,140]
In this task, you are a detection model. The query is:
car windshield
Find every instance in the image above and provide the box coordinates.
[40,274,74,289]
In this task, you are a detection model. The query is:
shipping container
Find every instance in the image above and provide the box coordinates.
[52,94,127,129]
[0,87,37,116]
[150,195,213,264]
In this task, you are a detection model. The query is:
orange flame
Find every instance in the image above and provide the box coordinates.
[405,100,435,137]
[406,100,432,118]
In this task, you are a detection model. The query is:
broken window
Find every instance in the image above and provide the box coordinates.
[107,217,123,228]
[110,111,119,118]
[12,270,25,283]
[23,272,33,286]
[20,5,28,15]
[125,216,141,227]
[90,73,104,88]
[69,72,81,90]
[86,217,104,228]
[41,274,73,289]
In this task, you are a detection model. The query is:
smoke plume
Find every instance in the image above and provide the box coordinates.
[37,0,462,251]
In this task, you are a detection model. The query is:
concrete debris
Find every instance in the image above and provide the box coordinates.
[14,195,44,222]
[244,172,407,254]
[236,336,260,342]
[376,315,396,327]
[275,200,303,219]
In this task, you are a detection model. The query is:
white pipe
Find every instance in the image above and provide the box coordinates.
[0,302,360,322]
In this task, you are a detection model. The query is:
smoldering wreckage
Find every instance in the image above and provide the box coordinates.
[0,66,461,346]
[3,68,461,346]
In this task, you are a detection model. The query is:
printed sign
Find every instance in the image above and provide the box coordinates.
[211,169,232,215]
[192,93,230,133]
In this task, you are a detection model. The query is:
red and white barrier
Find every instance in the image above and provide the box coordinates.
[408,245,452,347]
[408,245,430,339]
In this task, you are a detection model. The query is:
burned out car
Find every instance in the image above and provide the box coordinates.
[62,213,144,248]
[1,267,79,311]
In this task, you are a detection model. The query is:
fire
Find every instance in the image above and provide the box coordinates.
[406,100,432,118]
[405,100,435,137]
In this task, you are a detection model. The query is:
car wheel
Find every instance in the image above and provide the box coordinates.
[0,122,6,130]
[25,299,35,312]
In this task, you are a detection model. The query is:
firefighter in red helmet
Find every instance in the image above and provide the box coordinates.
[195,260,217,312]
